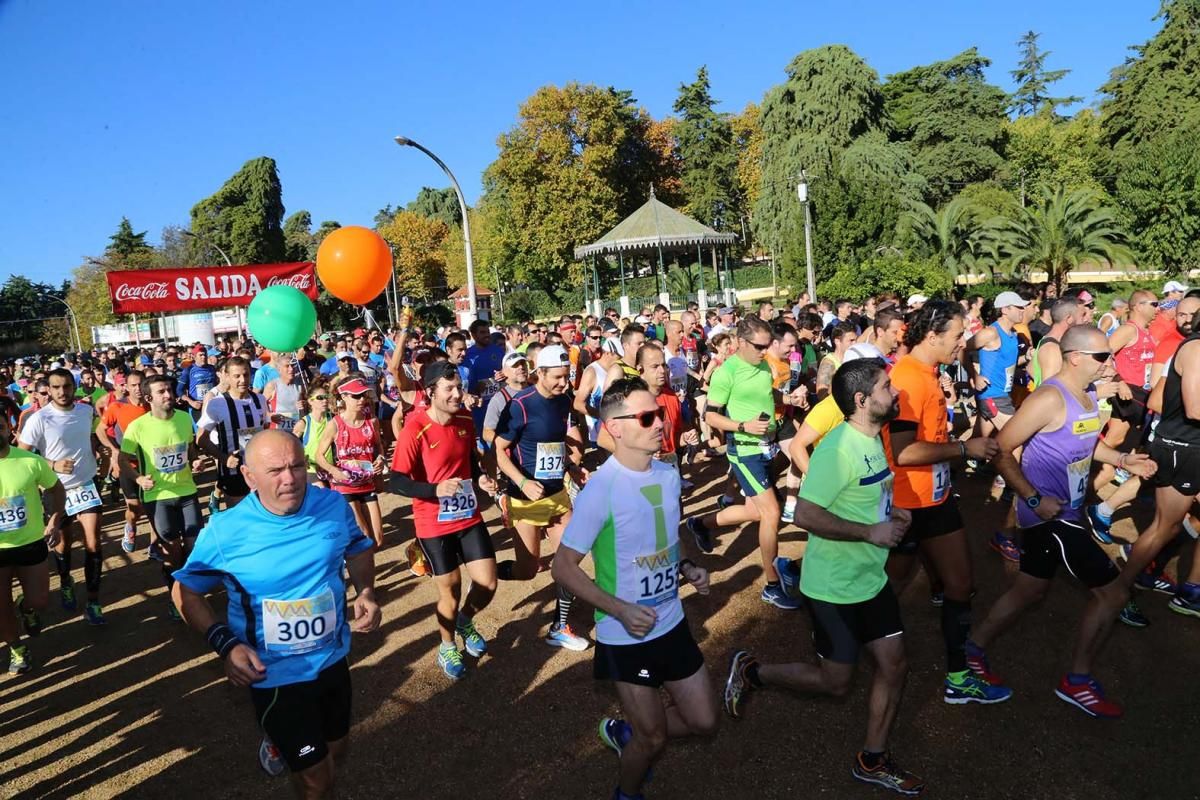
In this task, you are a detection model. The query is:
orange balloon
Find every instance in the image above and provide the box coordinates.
[316,226,393,305]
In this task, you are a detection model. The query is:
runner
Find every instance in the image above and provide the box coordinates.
[1099,290,1158,490]
[18,369,106,625]
[173,430,380,796]
[684,315,802,610]
[120,374,207,619]
[575,338,621,449]
[966,291,1027,438]
[814,321,857,400]
[483,352,530,446]
[636,344,698,472]
[1029,299,1080,389]
[493,345,590,650]
[314,376,386,548]
[553,377,717,800]
[176,349,218,421]
[968,325,1155,718]
[0,414,65,674]
[264,357,304,433]
[293,380,333,488]
[606,325,646,383]
[197,356,266,510]
[390,361,499,680]
[723,358,924,797]
[95,369,150,553]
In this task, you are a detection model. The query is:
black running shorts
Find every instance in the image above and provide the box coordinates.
[803,584,904,664]
[120,470,140,502]
[250,657,352,773]
[0,539,49,569]
[217,472,251,498]
[1019,519,1119,588]
[144,495,202,541]
[416,522,496,577]
[1111,385,1149,429]
[894,495,964,555]
[1149,439,1200,495]
[594,619,705,688]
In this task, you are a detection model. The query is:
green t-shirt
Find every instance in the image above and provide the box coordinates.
[0,448,59,549]
[798,422,894,604]
[120,410,198,502]
[707,354,775,447]
[800,343,818,375]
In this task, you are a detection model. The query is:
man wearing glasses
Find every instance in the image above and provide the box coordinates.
[1102,290,1159,489]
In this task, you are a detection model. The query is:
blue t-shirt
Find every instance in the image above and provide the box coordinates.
[465,342,506,428]
[173,487,373,687]
[494,385,573,501]
[252,363,280,392]
[178,364,218,401]
[320,356,358,376]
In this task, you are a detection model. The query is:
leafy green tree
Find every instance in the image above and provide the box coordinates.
[819,254,951,302]
[1005,110,1111,200]
[106,217,153,259]
[190,156,286,265]
[1009,31,1081,116]
[901,196,1004,283]
[406,187,462,227]
[155,225,200,267]
[883,48,1008,204]
[1116,125,1200,273]
[994,187,1132,291]
[731,103,763,249]
[673,66,738,231]
[283,210,314,261]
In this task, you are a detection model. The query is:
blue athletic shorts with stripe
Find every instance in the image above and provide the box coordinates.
[727,443,777,498]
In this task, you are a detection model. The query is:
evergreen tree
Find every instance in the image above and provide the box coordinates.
[106,217,152,258]
[673,66,738,230]
[190,157,286,265]
[1010,31,1081,116]
[406,187,462,227]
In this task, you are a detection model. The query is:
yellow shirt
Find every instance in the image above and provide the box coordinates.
[802,395,844,443]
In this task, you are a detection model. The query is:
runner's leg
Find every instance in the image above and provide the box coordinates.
[79,510,104,606]
[432,568,462,644]
[862,634,907,753]
[970,573,1050,648]
[661,665,719,738]
[613,682,668,797]
[365,499,384,548]
[460,556,497,619]
[1121,486,1192,585]
[920,531,973,675]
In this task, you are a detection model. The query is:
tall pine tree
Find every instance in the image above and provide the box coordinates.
[1010,31,1081,116]
[190,157,286,265]
[673,66,738,230]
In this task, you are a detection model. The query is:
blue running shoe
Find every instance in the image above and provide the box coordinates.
[687,516,715,553]
[1168,589,1200,619]
[545,623,589,651]
[1135,572,1178,595]
[989,532,1020,563]
[60,580,77,611]
[1118,600,1149,628]
[1088,504,1114,545]
[716,494,736,511]
[456,616,487,658]
[761,583,803,610]
[437,643,466,680]
[773,556,801,599]
[598,717,633,755]
[943,671,1013,704]
[84,602,106,626]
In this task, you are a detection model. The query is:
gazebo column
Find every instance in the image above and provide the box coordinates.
[656,242,670,312]
[618,252,631,319]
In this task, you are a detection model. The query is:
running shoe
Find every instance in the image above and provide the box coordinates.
[14,594,40,638]
[84,602,107,626]
[166,601,182,622]
[723,649,757,719]
[59,580,77,611]
[121,522,137,553]
[598,717,633,755]
[1118,599,1149,628]
[943,671,1012,705]
[964,645,1004,687]
[773,556,801,599]
[1134,572,1178,595]
[761,582,803,610]
[1168,590,1200,619]
[258,736,286,777]
[780,502,795,524]
[406,541,430,578]
[546,623,589,651]
[929,591,944,608]
[147,540,166,562]
[989,532,1020,563]
[851,752,926,796]
[687,516,715,554]
[716,494,736,511]
[1087,504,1114,545]
[457,616,487,658]
[8,644,30,675]
[1055,674,1122,718]
[437,643,466,680]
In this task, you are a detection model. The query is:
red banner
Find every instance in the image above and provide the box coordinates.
[106,262,319,314]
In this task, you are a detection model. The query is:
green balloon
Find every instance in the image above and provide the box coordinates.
[246,285,317,352]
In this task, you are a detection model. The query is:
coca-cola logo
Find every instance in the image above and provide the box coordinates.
[114,282,170,301]
[267,274,313,290]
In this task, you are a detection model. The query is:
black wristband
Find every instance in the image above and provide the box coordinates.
[678,558,697,580]
[206,622,241,659]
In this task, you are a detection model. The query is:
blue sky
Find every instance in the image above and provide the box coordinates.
[0,0,1161,286]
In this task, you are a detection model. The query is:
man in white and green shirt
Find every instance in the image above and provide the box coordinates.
[722,358,927,798]
[554,376,716,800]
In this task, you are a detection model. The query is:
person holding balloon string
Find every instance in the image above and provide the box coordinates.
[313,376,387,548]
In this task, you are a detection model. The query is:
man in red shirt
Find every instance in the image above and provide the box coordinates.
[390,361,498,681]
[1149,299,1179,348]
[636,343,697,464]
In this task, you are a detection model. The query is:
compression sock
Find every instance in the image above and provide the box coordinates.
[555,584,575,629]
[1097,502,1116,518]
[161,564,175,592]
[1066,672,1093,686]
[942,598,972,674]
[859,750,885,769]
[84,550,103,596]
[53,549,72,583]
[497,560,515,581]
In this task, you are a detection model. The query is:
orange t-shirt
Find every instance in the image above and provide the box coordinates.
[885,355,950,509]
[102,400,148,445]
[1149,312,1175,348]
[655,388,684,455]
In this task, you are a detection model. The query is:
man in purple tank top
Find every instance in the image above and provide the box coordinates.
[964,326,1156,720]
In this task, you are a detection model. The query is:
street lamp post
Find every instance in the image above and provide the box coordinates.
[40,294,82,352]
[394,136,477,325]
[182,230,245,339]
[797,171,817,304]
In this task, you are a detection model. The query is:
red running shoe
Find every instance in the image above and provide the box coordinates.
[1054,675,1123,719]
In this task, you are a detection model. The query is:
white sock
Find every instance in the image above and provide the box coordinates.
[1184,516,1199,540]
[1098,502,1115,518]
[783,497,797,510]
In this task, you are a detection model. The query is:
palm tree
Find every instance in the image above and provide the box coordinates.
[901,196,1004,283]
[993,187,1132,292]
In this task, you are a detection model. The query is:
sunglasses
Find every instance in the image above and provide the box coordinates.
[311,394,329,401]
[748,341,771,352]
[1083,302,1096,309]
[610,407,666,428]
[587,335,601,342]
[1140,300,1159,307]
[1063,350,1111,362]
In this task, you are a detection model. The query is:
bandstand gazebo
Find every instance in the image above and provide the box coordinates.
[574,187,738,317]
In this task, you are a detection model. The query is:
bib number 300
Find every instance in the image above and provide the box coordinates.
[262,588,338,654]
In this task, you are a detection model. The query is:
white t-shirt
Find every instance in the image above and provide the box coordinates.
[198,392,266,470]
[560,458,684,646]
[18,403,98,490]
[663,345,690,400]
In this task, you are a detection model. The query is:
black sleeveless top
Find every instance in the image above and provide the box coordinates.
[1157,332,1200,446]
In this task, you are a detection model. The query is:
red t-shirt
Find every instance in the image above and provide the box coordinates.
[1149,312,1176,348]
[391,407,480,537]
[656,388,684,455]
[1153,327,1184,366]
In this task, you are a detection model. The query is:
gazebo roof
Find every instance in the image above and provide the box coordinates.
[574,187,737,259]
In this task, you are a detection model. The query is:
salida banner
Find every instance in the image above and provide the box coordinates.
[107,262,318,314]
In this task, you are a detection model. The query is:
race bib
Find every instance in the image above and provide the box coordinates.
[153,442,188,475]
[437,479,478,522]
[0,496,28,532]
[1004,365,1015,393]
[237,425,263,453]
[339,459,376,486]
[760,441,781,460]
[194,383,212,400]
[262,587,338,654]
[878,475,895,522]
[932,462,951,503]
[633,543,679,607]
[275,415,298,433]
[1067,456,1091,509]
[65,482,102,516]
[534,442,565,481]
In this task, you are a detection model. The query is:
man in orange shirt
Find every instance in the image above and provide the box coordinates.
[637,343,696,466]
[1149,298,1180,351]
[884,301,1011,705]
[96,370,151,554]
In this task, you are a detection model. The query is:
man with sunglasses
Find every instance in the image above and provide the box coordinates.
[967,326,1155,719]
[965,291,1028,440]
[685,315,803,610]
[1102,290,1159,489]
[553,377,716,800]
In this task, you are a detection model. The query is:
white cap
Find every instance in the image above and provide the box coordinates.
[994,291,1029,309]
[534,344,570,370]
[843,343,885,363]
[502,351,528,368]
[600,337,623,356]
[907,294,928,306]
[1163,280,1188,294]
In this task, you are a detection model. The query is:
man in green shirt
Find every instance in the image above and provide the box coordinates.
[120,374,206,620]
[722,358,926,798]
[0,414,65,674]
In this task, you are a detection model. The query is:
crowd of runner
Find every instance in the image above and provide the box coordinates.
[3,279,1199,798]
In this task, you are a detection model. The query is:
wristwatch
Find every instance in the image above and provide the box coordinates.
[737,422,745,434]
[1024,493,1042,509]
